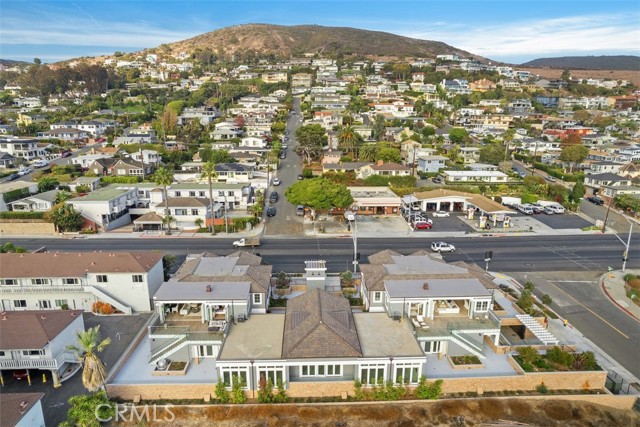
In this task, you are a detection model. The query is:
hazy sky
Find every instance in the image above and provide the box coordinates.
[1,0,639,63]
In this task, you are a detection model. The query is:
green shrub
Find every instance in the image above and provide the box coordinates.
[546,346,575,367]
[354,380,365,400]
[623,273,638,283]
[536,382,549,394]
[542,294,553,305]
[517,346,541,365]
[0,211,46,220]
[573,351,600,371]
[521,193,539,204]
[257,378,275,403]
[415,376,443,400]
[273,378,288,403]
[215,380,230,403]
[230,375,247,404]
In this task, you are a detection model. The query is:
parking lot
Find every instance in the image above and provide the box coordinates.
[509,212,593,229]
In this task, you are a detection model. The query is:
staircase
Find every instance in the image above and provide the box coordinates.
[516,314,559,345]
[149,335,188,365]
[450,331,485,359]
[88,286,132,314]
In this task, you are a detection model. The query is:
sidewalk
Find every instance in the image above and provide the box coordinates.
[600,269,640,322]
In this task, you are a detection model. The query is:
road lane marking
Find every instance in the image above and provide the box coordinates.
[549,281,630,339]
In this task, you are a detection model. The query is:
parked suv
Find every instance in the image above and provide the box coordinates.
[296,205,305,216]
[587,196,604,206]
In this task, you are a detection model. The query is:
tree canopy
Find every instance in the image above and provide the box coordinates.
[560,144,589,173]
[295,124,327,164]
[285,178,353,211]
[448,128,469,144]
[478,143,506,165]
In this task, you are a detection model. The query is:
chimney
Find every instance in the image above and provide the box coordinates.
[423,283,429,290]
[377,159,384,166]
[40,315,46,320]
[205,285,212,293]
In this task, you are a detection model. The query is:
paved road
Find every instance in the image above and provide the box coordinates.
[579,199,634,235]
[264,97,304,236]
[3,234,638,273]
[511,270,640,379]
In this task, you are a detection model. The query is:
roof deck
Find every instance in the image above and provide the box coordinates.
[218,314,285,361]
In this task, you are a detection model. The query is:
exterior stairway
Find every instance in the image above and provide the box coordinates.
[516,314,559,345]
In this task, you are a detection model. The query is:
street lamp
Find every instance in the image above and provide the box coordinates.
[484,250,493,272]
[350,213,358,274]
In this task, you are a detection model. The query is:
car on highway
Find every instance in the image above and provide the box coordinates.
[432,211,450,218]
[431,242,456,253]
[269,191,279,203]
[17,167,32,176]
[266,207,276,217]
[273,177,281,186]
[587,196,604,206]
[5,173,19,181]
[413,221,432,230]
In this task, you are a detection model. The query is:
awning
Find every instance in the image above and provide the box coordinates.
[133,212,164,224]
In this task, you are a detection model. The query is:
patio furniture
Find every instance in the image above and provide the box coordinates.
[416,315,427,326]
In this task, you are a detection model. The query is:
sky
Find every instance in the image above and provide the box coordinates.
[1,0,639,64]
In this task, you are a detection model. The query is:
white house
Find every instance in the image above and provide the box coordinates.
[0,137,46,161]
[417,156,448,173]
[67,185,138,230]
[0,310,84,388]
[0,251,165,314]
[442,170,508,183]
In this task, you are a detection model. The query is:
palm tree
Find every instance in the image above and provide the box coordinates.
[200,161,218,235]
[67,325,111,393]
[358,144,378,162]
[337,125,360,159]
[154,166,174,235]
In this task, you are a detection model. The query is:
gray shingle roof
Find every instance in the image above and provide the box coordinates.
[283,289,362,359]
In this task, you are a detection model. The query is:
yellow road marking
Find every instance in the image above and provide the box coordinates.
[549,282,629,339]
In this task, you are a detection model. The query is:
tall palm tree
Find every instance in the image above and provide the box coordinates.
[154,166,174,235]
[67,325,111,393]
[201,161,218,235]
[338,125,360,159]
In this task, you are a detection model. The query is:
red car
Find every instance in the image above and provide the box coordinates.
[413,221,433,230]
[12,370,28,380]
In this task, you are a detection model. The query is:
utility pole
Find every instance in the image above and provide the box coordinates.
[531,142,538,176]
[622,224,632,272]
[139,145,145,181]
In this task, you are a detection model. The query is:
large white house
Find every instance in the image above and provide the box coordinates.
[0,252,165,314]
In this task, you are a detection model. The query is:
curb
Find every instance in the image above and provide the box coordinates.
[599,277,640,322]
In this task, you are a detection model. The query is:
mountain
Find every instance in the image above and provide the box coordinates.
[165,23,486,61]
[520,55,640,70]
[0,59,31,67]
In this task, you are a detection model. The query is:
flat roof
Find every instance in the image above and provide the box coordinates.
[385,278,491,299]
[73,186,132,201]
[218,314,284,360]
[353,313,423,358]
[153,281,250,302]
[170,183,244,190]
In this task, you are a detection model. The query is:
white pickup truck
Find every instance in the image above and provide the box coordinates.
[232,238,260,247]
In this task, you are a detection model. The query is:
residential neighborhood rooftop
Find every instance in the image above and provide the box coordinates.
[0,310,83,349]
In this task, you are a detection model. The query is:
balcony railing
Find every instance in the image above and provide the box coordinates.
[0,352,78,370]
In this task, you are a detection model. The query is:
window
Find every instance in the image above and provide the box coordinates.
[0,279,17,286]
[199,191,206,197]
[62,278,79,285]
[301,364,342,377]
[38,300,52,309]
[13,300,27,308]
[0,351,5,357]
[253,293,262,305]
[55,299,68,308]
[395,364,420,384]
[31,278,49,285]
[197,345,216,357]
[475,300,489,312]
[258,366,284,385]
[174,191,181,197]
[132,275,143,283]
[22,350,44,356]
[221,366,248,388]
[373,292,382,303]
[189,191,196,197]
[191,209,199,216]
[425,341,442,354]
[96,275,108,283]
[360,364,385,385]
[175,209,187,215]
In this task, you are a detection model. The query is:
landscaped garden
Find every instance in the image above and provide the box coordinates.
[514,346,601,373]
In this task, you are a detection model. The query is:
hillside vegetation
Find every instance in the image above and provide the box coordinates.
[521,55,640,70]
[165,24,484,60]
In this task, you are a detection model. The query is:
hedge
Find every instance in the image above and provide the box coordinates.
[533,162,584,182]
[0,211,47,220]
[2,188,31,204]
[101,176,142,185]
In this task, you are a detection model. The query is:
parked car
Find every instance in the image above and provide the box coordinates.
[266,207,276,217]
[432,177,442,184]
[33,159,49,168]
[431,242,456,252]
[543,207,555,215]
[548,204,565,214]
[12,370,28,380]
[60,150,72,158]
[587,196,604,206]
[5,173,19,181]
[411,205,421,211]
[412,217,432,225]
[519,171,527,178]
[269,191,279,203]
[273,177,281,186]
[545,175,556,182]
[17,167,32,176]
[413,221,433,230]
[528,204,544,214]
[432,211,450,218]
[297,174,303,180]
[517,204,533,215]
[279,151,286,159]
[296,205,305,216]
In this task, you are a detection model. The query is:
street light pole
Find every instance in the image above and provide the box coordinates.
[622,224,632,272]
[352,215,358,274]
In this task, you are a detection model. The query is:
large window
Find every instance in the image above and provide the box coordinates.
[373,292,382,303]
[395,363,420,384]
[300,364,342,377]
[31,278,49,285]
[425,340,442,354]
[62,278,79,285]
[13,300,26,308]
[221,366,248,388]
[0,279,17,286]
[175,209,188,215]
[96,275,108,283]
[258,366,284,385]
[38,300,52,309]
[253,293,262,305]
[475,300,489,312]
[359,364,385,385]
[22,349,44,356]
[132,275,143,283]
[55,299,68,308]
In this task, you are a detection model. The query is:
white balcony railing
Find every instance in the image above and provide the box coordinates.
[0,352,78,370]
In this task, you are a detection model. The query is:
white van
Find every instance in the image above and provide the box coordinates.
[517,204,533,215]
[33,159,49,168]
[549,204,565,214]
